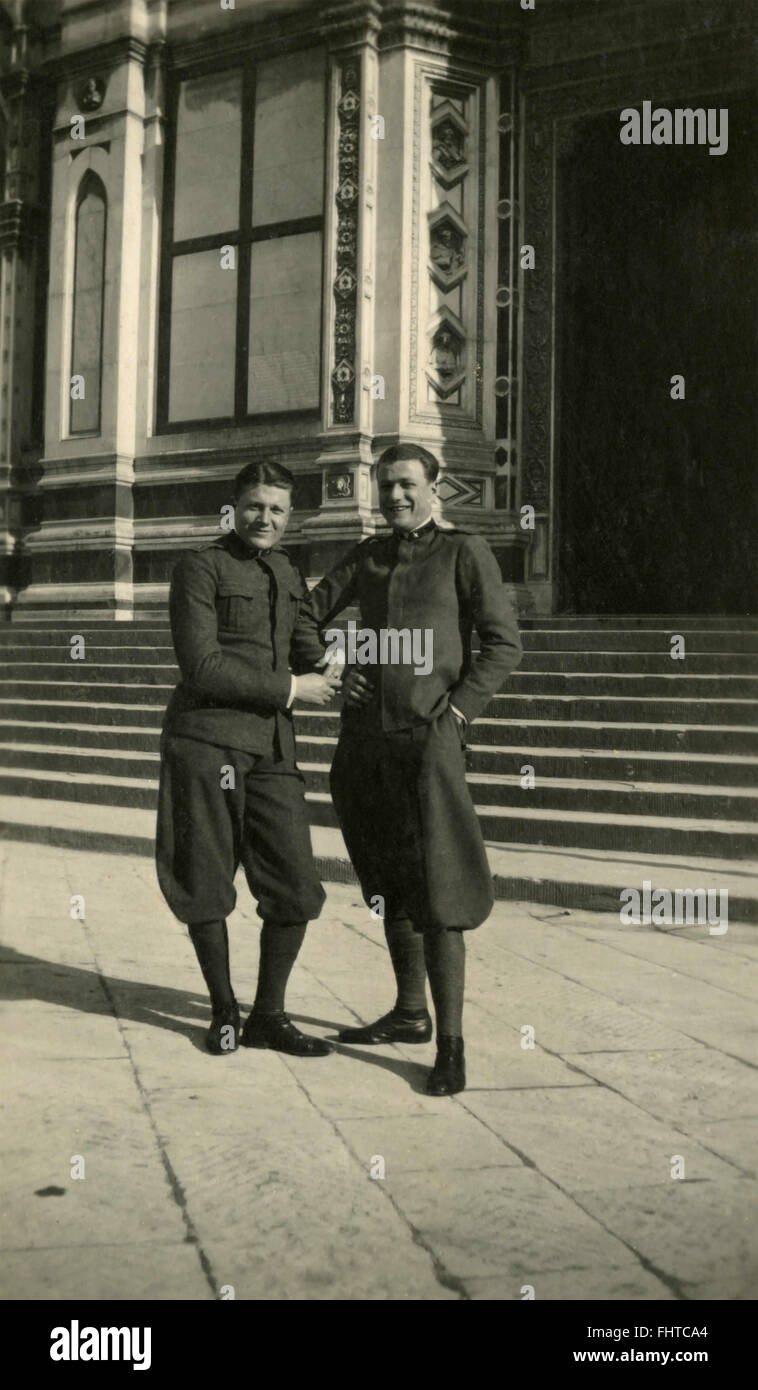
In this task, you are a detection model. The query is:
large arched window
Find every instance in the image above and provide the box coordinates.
[70,172,106,435]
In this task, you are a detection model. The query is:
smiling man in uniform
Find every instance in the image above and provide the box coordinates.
[156,460,339,1058]
[308,444,522,1095]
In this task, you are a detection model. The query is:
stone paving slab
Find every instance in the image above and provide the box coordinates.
[2,1000,130,1062]
[201,1234,460,1302]
[460,1087,737,1192]
[562,1047,758,1130]
[381,1167,632,1280]
[553,918,758,991]
[464,1266,677,1301]
[2,840,756,1301]
[687,1118,758,1177]
[0,1059,185,1252]
[0,1244,212,1302]
[573,1180,758,1300]
[334,1111,520,1174]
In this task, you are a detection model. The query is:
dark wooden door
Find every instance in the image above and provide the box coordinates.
[555,93,758,614]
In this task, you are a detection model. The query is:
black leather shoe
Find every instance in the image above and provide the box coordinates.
[205,1000,240,1055]
[426,1036,465,1095]
[240,1010,334,1057]
[337,1008,433,1045]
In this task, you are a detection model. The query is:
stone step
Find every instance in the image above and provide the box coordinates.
[3,622,758,654]
[516,652,758,674]
[4,739,756,795]
[3,648,758,677]
[4,742,758,818]
[0,720,164,751]
[7,613,758,629]
[4,732,758,791]
[520,630,758,653]
[3,701,755,756]
[2,678,757,726]
[305,789,758,858]
[297,762,758,821]
[2,794,754,919]
[516,615,758,629]
[468,717,758,755]
[488,695,758,726]
[0,646,176,664]
[5,654,758,695]
[0,627,173,645]
[4,722,758,782]
[0,699,165,727]
[466,742,758,787]
[294,735,758,786]
[1,766,755,858]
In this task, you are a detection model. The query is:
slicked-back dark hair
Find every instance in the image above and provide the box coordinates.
[375,443,440,483]
[233,459,294,499]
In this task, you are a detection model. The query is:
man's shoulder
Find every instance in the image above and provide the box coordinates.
[173,536,227,572]
[271,546,309,591]
[434,524,493,557]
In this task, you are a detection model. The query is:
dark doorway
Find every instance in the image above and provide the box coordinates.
[556,91,758,614]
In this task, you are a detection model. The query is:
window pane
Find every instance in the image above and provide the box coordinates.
[248,232,321,413]
[252,49,325,227]
[71,186,105,434]
[168,250,237,421]
[174,70,241,241]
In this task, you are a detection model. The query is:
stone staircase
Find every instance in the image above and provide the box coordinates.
[1,616,757,918]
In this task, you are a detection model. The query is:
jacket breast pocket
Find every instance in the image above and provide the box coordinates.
[215,582,260,634]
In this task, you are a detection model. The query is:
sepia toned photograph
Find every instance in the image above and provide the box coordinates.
[0,0,756,1326]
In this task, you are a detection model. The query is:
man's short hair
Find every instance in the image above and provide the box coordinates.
[233,459,294,499]
[375,443,440,484]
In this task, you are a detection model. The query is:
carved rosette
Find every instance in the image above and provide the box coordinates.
[331,61,361,426]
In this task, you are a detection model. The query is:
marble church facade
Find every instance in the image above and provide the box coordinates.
[0,0,754,621]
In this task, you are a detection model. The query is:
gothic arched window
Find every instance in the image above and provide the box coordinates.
[70,172,106,434]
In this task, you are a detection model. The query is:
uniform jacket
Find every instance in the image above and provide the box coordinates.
[163,531,325,758]
[307,521,522,732]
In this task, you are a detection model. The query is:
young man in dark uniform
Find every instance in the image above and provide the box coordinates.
[156,460,339,1058]
[308,445,522,1095]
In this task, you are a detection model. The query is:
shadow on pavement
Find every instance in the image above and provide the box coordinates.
[1,950,432,1088]
[289,1009,433,1094]
[1,945,212,1052]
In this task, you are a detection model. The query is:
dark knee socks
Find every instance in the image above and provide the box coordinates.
[188,919,234,1013]
[384,916,428,1014]
[423,928,465,1036]
[252,920,307,1014]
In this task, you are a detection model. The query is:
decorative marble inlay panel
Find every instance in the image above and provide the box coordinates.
[426,315,465,399]
[428,203,467,291]
[331,60,361,425]
[410,65,484,428]
[436,473,484,506]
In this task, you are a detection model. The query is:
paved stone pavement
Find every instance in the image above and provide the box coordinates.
[1,840,756,1302]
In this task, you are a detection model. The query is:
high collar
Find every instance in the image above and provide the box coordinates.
[393,516,437,543]
[228,529,277,562]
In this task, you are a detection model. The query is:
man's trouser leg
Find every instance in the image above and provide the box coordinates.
[156,735,326,1052]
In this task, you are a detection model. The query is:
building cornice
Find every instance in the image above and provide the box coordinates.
[39,34,148,82]
[377,2,517,62]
